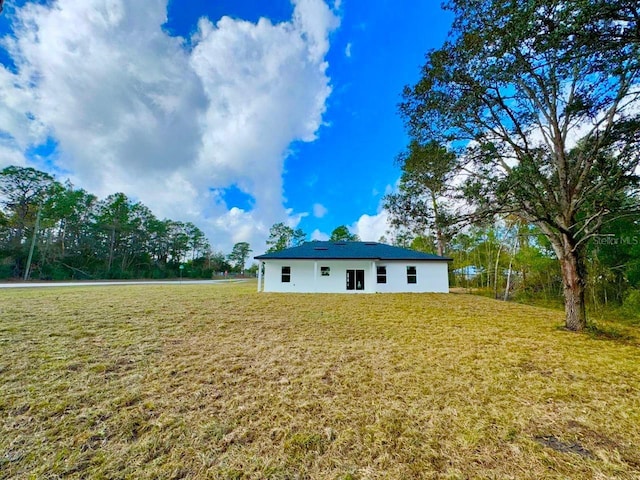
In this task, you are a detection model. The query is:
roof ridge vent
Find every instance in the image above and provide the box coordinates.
[365,242,377,246]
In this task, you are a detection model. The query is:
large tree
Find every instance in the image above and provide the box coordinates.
[185,222,209,261]
[94,193,139,273]
[401,0,640,330]
[228,242,252,274]
[265,222,306,253]
[329,225,360,242]
[0,166,59,276]
[44,182,97,260]
[384,141,458,256]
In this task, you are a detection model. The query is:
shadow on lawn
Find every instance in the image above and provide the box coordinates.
[553,323,639,346]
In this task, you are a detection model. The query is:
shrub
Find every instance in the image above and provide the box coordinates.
[622,289,640,318]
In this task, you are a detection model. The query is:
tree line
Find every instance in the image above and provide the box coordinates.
[0,166,365,281]
[0,166,234,280]
[385,0,640,331]
[385,217,640,314]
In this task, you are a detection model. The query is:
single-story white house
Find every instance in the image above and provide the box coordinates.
[254,241,452,293]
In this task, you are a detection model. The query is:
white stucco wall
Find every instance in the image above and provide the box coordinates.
[374,261,449,293]
[260,259,449,293]
[262,260,375,293]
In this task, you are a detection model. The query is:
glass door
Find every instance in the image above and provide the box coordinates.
[346,269,365,291]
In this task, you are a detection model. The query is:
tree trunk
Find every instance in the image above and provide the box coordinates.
[59,218,67,256]
[504,238,516,301]
[518,227,528,291]
[559,243,587,331]
[107,227,115,272]
[430,191,446,257]
[541,223,588,332]
[493,242,503,299]
[435,229,445,257]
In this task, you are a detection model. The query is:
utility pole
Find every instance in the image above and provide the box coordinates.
[24,203,42,281]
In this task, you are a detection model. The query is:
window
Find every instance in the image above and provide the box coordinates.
[321,266,330,276]
[407,266,417,284]
[281,266,291,283]
[377,266,387,284]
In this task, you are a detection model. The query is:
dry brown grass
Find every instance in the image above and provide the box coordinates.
[1,282,640,479]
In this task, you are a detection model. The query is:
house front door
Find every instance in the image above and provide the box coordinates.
[346,269,365,291]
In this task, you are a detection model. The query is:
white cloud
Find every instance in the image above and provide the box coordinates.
[7,0,205,184]
[0,0,340,253]
[345,42,352,58]
[292,0,340,62]
[0,143,27,169]
[348,182,394,242]
[0,63,47,163]
[311,228,329,241]
[212,207,268,247]
[351,209,390,242]
[286,208,309,228]
[313,202,328,218]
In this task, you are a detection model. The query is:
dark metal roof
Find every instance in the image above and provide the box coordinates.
[254,241,452,261]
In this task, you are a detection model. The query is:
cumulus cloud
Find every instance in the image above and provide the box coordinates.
[0,63,47,168]
[351,209,390,242]
[0,0,339,252]
[5,0,205,184]
[0,144,26,169]
[312,202,328,218]
[311,228,329,241]
[292,0,340,62]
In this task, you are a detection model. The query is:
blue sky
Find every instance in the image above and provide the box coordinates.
[0,0,452,252]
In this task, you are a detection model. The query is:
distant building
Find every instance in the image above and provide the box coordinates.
[254,241,451,293]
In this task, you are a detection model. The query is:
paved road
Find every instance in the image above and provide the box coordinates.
[0,279,251,289]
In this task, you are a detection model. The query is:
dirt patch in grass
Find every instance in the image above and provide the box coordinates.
[1,283,640,479]
[534,435,593,458]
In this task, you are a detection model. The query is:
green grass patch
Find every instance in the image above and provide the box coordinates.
[1,282,640,478]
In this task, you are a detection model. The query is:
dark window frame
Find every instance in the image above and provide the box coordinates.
[407,266,417,284]
[377,266,387,284]
[346,269,365,291]
[320,266,330,276]
[281,266,291,283]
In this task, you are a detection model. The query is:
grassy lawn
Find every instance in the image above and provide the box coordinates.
[1,282,640,479]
